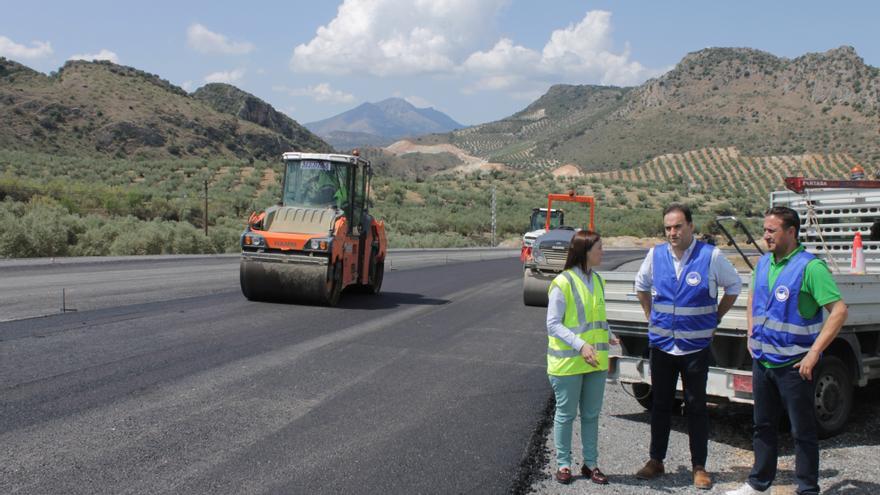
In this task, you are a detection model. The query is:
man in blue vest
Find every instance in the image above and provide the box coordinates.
[634,204,741,490]
[726,207,848,495]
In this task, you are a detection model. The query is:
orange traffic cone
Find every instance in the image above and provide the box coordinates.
[851,231,866,274]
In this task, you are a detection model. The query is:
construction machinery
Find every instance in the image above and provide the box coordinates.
[607,177,880,437]
[520,207,563,262]
[240,152,387,305]
[522,192,596,306]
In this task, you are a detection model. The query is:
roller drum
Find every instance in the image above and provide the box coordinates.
[240,256,338,305]
[523,268,552,307]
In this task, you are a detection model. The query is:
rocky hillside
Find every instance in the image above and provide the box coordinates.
[417,46,880,172]
[306,97,463,150]
[0,59,330,160]
[192,83,328,153]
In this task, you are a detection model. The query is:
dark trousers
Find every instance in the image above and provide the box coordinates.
[748,361,819,495]
[649,346,710,467]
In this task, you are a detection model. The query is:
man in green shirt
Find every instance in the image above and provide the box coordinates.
[727,206,848,495]
[747,245,842,368]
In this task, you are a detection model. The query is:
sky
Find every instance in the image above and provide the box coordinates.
[2,1,879,126]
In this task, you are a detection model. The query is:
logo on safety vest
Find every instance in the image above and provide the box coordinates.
[774,285,790,302]
[686,271,701,286]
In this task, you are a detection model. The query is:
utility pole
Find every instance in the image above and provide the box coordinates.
[204,180,208,236]
[491,185,496,247]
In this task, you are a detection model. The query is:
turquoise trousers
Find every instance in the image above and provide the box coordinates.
[548,370,607,468]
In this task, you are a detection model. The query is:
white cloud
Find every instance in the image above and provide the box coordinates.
[291,0,507,76]
[463,10,665,92]
[187,23,254,55]
[181,81,195,92]
[0,35,53,59]
[204,68,245,84]
[463,74,524,94]
[274,83,355,104]
[68,49,119,64]
[538,10,658,86]
[463,38,540,73]
[290,5,662,100]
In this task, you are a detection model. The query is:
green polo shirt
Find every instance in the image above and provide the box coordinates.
[750,245,842,367]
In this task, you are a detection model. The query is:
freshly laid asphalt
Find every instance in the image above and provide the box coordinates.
[0,249,647,494]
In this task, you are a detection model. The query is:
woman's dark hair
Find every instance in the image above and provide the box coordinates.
[564,230,601,271]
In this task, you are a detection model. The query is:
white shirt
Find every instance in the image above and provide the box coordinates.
[634,239,742,355]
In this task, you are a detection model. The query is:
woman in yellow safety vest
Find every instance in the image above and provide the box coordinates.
[546,230,617,485]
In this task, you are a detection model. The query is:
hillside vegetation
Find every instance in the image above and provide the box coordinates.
[2,144,859,257]
[0,58,330,161]
[414,46,880,172]
[1,46,878,257]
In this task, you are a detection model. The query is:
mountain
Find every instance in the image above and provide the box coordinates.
[305,97,463,150]
[411,46,880,172]
[192,83,328,153]
[0,58,331,160]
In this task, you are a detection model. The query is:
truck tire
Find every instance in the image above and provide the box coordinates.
[814,355,853,439]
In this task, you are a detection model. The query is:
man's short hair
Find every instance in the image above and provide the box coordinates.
[766,206,801,232]
[663,203,692,224]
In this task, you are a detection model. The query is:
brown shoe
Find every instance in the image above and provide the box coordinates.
[635,459,665,480]
[582,465,609,484]
[693,466,712,490]
[555,467,572,485]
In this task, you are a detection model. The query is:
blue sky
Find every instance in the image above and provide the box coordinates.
[2,1,878,126]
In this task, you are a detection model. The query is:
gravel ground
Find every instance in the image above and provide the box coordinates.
[528,375,880,494]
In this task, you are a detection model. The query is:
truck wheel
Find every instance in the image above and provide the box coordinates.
[814,356,853,439]
[632,383,653,410]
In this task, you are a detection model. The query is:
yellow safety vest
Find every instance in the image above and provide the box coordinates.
[547,269,610,376]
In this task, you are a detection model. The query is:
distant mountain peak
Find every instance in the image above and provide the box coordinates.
[305,97,463,151]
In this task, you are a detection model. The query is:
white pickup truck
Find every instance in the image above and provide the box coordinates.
[607,180,880,438]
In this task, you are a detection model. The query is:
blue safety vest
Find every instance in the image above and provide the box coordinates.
[749,250,823,365]
[649,241,718,352]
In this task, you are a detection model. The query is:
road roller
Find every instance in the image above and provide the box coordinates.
[522,192,595,306]
[240,151,387,306]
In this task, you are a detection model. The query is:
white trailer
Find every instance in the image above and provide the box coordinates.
[607,181,880,438]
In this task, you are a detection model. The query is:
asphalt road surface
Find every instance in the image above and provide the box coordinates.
[0,249,645,494]
[0,248,521,322]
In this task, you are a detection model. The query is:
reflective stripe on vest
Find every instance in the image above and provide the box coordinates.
[648,241,718,352]
[547,269,609,375]
[750,250,824,365]
[750,316,823,336]
[652,303,716,316]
